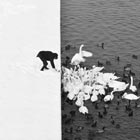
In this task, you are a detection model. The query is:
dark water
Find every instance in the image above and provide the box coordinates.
[61,0,140,139]
[61,0,140,76]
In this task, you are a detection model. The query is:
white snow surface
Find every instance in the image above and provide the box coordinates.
[0,0,61,140]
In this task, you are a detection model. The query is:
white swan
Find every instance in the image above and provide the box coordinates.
[75,92,84,106]
[98,88,106,95]
[91,90,98,102]
[92,65,104,72]
[67,91,75,100]
[75,98,84,106]
[122,92,140,100]
[93,84,106,95]
[102,73,120,83]
[129,76,137,92]
[108,80,129,92]
[67,85,80,100]
[104,91,114,102]
[79,105,88,114]
[84,93,91,100]
[71,44,93,65]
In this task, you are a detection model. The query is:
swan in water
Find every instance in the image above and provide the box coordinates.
[65,82,81,98]
[102,73,120,82]
[98,88,106,95]
[75,91,85,106]
[95,73,119,86]
[71,44,93,65]
[108,80,129,92]
[129,76,137,92]
[75,96,84,107]
[122,92,140,106]
[79,105,88,114]
[92,65,104,72]
[91,90,98,102]
[122,92,140,100]
[104,90,114,102]
[93,84,106,95]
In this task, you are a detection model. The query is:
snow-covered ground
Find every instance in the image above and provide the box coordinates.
[0,0,60,140]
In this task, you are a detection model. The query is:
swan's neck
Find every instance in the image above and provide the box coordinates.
[79,44,84,55]
[130,76,133,86]
[111,91,114,96]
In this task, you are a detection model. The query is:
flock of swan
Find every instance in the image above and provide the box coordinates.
[62,44,140,114]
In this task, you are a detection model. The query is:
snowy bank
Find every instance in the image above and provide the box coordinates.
[0,0,60,140]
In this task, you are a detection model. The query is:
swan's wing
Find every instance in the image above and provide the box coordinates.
[71,54,78,63]
[82,50,93,57]
[71,54,85,65]
[92,66,104,72]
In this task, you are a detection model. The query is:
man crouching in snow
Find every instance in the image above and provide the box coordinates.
[37,51,58,71]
